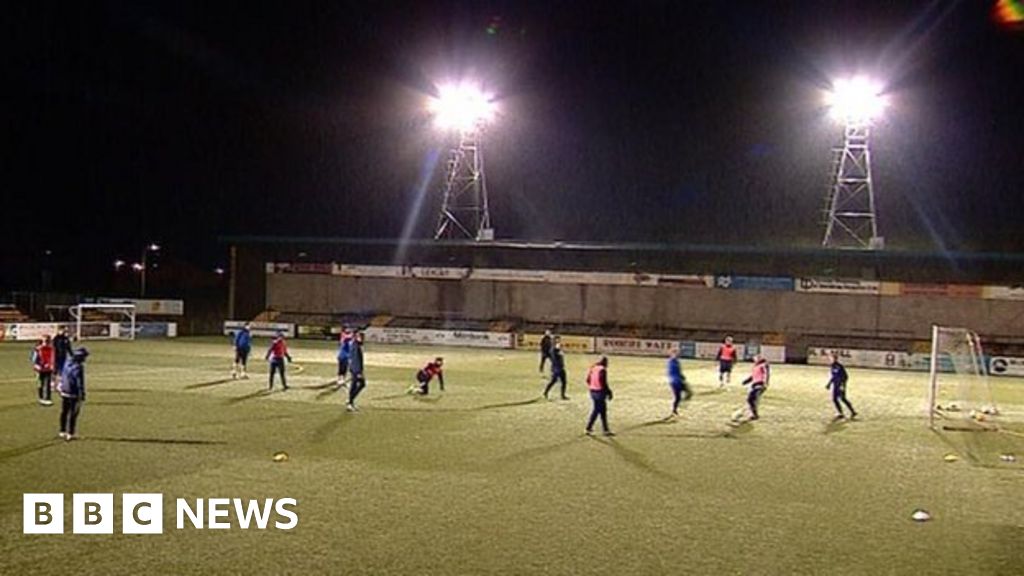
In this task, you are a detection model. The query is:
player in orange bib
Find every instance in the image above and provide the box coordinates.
[584,356,614,436]
[716,336,738,387]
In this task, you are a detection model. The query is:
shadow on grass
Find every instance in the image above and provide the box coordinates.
[471,397,543,411]
[496,437,583,467]
[86,437,227,446]
[184,378,236,390]
[316,386,344,400]
[0,440,61,462]
[823,418,849,435]
[725,420,755,437]
[225,389,274,405]
[622,416,677,433]
[311,413,356,443]
[301,381,339,391]
[592,437,678,483]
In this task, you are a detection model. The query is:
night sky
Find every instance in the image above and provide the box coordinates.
[5,1,1024,289]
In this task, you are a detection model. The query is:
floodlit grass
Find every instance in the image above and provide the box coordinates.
[1,337,1023,575]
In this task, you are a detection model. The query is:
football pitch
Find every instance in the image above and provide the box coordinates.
[1,337,1022,575]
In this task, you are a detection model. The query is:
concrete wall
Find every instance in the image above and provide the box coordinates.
[267,274,1024,342]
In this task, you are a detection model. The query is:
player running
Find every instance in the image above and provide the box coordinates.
[232,323,252,379]
[346,331,366,411]
[32,335,56,406]
[336,327,353,388]
[265,331,292,390]
[543,342,568,400]
[667,347,692,417]
[584,356,614,436]
[826,352,857,420]
[716,335,737,387]
[409,357,445,395]
[740,354,770,421]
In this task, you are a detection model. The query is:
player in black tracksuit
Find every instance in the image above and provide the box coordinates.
[346,332,366,411]
[52,328,72,385]
[543,343,569,400]
[539,330,553,373]
[826,353,857,419]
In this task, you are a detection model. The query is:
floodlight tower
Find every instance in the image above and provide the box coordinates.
[429,83,496,241]
[822,77,888,249]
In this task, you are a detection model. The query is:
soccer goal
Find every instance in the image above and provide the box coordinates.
[927,325,997,429]
[69,303,137,341]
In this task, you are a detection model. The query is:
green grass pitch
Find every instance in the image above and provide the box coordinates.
[1,337,1023,575]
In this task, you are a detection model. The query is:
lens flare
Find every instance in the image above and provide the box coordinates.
[994,0,1024,29]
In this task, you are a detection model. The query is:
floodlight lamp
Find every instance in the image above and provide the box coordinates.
[131,262,144,272]
[113,259,126,270]
[428,83,496,133]
[147,243,161,252]
[825,76,888,124]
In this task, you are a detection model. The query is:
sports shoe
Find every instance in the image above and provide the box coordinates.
[346,403,357,412]
[833,414,845,421]
[57,432,67,440]
[604,431,616,437]
[41,399,53,406]
[64,434,75,442]
[585,429,593,436]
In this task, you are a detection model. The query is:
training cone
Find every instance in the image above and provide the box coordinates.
[943,453,959,463]
[272,451,289,463]
[1000,454,1017,463]
[911,509,932,522]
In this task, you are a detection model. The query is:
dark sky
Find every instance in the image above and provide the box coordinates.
[5,1,1024,288]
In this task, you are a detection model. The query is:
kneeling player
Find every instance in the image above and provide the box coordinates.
[410,357,444,395]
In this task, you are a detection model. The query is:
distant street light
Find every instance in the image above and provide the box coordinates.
[140,243,160,297]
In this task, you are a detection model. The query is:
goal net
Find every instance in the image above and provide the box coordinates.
[927,325,997,429]
[70,303,137,341]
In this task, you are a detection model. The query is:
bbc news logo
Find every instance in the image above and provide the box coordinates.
[24,494,298,534]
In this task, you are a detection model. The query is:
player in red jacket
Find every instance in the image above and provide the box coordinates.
[32,335,56,406]
[265,332,293,390]
[409,357,445,395]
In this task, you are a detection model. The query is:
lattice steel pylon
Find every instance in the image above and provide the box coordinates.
[821,122,883,249]
[434,129,493,240]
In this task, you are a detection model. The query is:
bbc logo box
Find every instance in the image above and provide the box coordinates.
[24,493,163,535]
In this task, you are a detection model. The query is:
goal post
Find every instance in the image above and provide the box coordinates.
[927,325,997,429]
[69,303,137,341]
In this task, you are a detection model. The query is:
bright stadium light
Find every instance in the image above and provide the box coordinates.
[428,83,496,133]
[821,76,888,250]
[428,80,497,241]
[825,76,888,125]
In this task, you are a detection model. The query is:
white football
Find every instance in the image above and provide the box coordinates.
[731,408,746,422]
